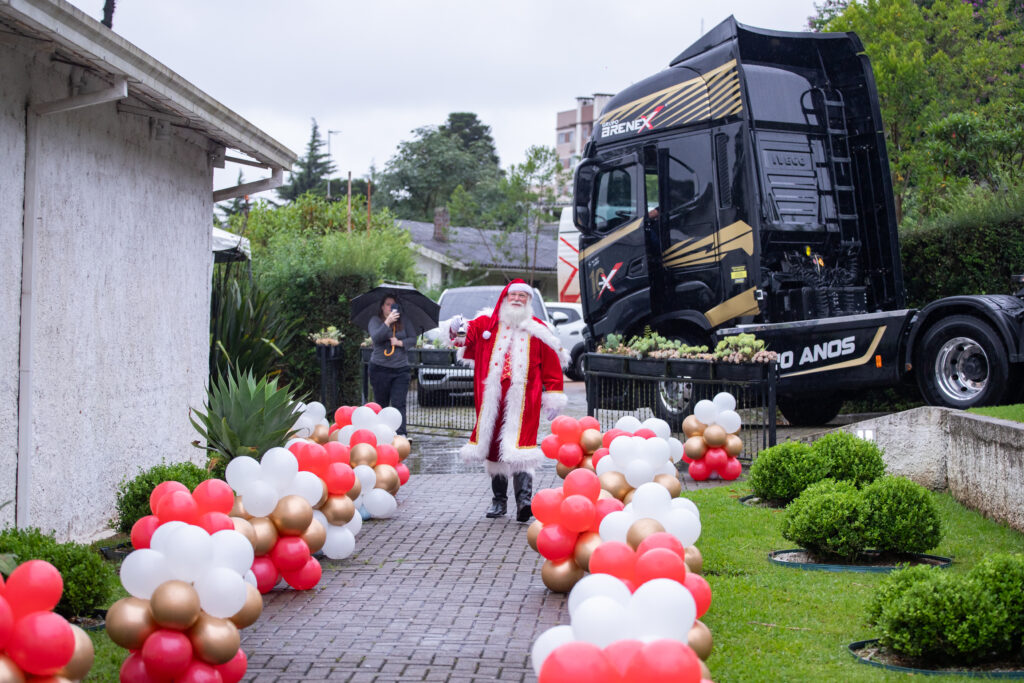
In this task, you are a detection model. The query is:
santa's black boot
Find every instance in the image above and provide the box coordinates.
[513,471,534,522]
[485,475,508,518]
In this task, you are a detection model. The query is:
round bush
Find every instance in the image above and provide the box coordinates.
[780,479,865,561]
[115,461,212,533]
[860,476,942,553]
[812,431,885,487]
[968,553,1024,635]
[748,441,829,504]
[0,527,116,618]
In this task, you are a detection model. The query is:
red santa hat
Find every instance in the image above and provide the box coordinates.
[482,279,532,339]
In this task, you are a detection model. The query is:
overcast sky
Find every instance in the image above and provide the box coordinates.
[67,1,820,190]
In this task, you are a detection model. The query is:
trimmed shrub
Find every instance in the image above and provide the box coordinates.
[969,554,1024,635]
[0,528,116,618]
[860,476,942,553]
[812,431,885,487]
[115,461,212,534]
[748,441,829,504]
[781,479,864,561]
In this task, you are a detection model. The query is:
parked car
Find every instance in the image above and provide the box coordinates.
[416,285,551,406]
[546,302,587,381]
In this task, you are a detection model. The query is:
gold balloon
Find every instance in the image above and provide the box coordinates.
[597,488,615,501]
[599,471,630,500]
[321,494,356,526]
[684,435,708,460]
[250,516,279,556]
[654,473,683,498]
[526,520,543,552]
[541,558,585,593]
[393,435,412,460]
[231,516,257,547]
[229,495,251,520]
[188,613,241,665]
[373,464,400,494]
[688,619,713,660]
[579,428,603,454]
[229,583,264,630]
[555,462,572,479]
[725,433,744,457]
[150,580,201,630]
[345,476,363,501]
[105,596,157,650]
[703,424,727,447]
[55,624,94,680]
[580,455,595,472]
[573,531,602,572]
[622,488,636,505]
[626,518,666,550]
[685,545,704,575]
[311,424,329,444]
[301,519,327,553]
[350,442,378,467]
[269,495,314,536]
[682,415,707,438]
[0,656,25,683]
[315,479,329,508]
[699,659,712,681]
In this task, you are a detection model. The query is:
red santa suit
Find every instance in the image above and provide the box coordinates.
[457,288,570,477]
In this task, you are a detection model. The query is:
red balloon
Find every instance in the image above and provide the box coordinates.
[623,639,702,683]
[0,595,12,651]
[141,629,193,680]
[563,468,601,502]
[556,443,584,468]
[536,524,579,562]
[376,444,400,467]
[149,481,189,516]
[395,463,411,485]
[634,428,657,439]
[198,511,235,535]
[603,639,644,679]
[178,659,224,683]
[281,556,322,591]
[559,495,596,533]
[687,459,711,481]
[578,416,601,431]
[131,515,162,549]
[552,416,582,444]
[634,547,687,585]
[589,541,636,581]
[156,489,200,525]
[250,557,279,594]
[324,463,356,496]
[364,402,382,413]
[334,405,355,427]
[681,453,694,465]
[637,532,687,562]
[589,498,625,533]
[6,611,74,675]
[5,560,63,619]
[303,444,329,478]
[683,572,713,618]
[539,641,617,683]
[602,429,626,449]
[350,429,377,447]
[323,441,350,465]
[703,447,729,472]
[591,447,610,467]
[721,456,743,481]
[288,440,308,457]
[540,434,561,460]
[270,536,311,573]
[215,648,247,683]
[192,479,234,515]
[531,489,565,525]
[121,651,161,682]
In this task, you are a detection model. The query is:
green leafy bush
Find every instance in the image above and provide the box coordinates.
[115,461,212,534]
[860,476,942,554]
[812,431,885,487]
[748,441,829,504]
[781,479,864,561]
[0,528,116,618]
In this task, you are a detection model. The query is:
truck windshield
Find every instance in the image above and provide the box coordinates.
[593,164,641,233]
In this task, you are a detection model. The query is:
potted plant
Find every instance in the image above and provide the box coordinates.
[310,326,345,360]
[711,334,777,381]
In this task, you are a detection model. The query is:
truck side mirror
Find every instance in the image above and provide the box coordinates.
[574,163,597,232]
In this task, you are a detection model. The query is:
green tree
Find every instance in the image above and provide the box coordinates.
[440,112,501,167]
[277,119,337,202]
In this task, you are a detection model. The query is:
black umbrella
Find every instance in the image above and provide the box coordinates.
[349,283,440,337]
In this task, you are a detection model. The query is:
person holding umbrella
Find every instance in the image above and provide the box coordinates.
[367,293,417,435]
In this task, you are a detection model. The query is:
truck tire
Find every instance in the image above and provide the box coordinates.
[916,315,1009,408]
[778,394,844,426]
[569,347,586,382]
[652,380,698,430]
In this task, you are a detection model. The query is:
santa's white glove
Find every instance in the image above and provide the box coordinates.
[543,404,561,421]
[448,315,467,346]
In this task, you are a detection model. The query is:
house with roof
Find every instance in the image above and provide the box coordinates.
[0,0,296,540]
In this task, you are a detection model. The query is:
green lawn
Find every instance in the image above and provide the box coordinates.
[969,403,1024,423]
[690,484,1024,682]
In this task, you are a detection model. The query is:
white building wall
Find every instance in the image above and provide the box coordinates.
[414,253,443,292]
[1,41,212,540]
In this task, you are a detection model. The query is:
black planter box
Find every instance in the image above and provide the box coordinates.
[583,354,629,373]
[316,344,345,361]
[628,358,671,377]
[359,346,372,363]
[411,348,457,366]
[667,359,714,380]
[714,362,772,382]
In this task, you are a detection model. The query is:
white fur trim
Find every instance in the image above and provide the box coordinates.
[509,282,533,295]
[483,330,491,339]
[541,392,568,419]
[523,318,572,368]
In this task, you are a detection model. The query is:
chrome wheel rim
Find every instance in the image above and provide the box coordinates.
[934,336,988,403]
[658,380,694,415]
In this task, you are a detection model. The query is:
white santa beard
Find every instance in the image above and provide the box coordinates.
[499,300,531,327]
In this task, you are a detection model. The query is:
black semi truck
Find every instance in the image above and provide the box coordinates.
[572,17,1024,425]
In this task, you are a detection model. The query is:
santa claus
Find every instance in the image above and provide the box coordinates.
[451,280,569,521]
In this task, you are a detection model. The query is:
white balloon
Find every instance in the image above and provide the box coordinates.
[239,480,278,517]
[149,521,187,553]
[244,570,257,587]
[194,566,248,618]
[322,526,356,559]
[337,425,355,445]
[120,549,173,599]
[363,489,397,518]
[531,625,575,676]
[614,415,643,433]
[671,497,701,519]
[568,574,632,617]
[319,417,330,428]
[304,401,327,424]
[668,437,685,463]
[717,409,742,434]
[224,457,261,492]
[292,414,314,439]
[260,447,298,484]
[609,435,634,468]
[598,510,634,543]
[354,464,377,492]
[712,391,737,413]
[344,509,363,535]
[656,462,678,477]
[594,456,619,476]
[694,399,719,425]
[312,510,329,529]
[662,508,702,546]
[640,438,671,469]
[624,459,655,487]
[632,482,672,518]
[285,471,326,507]
[373,423,396,446]
[351,406,378,428]
[378,406,403,431]
[572,596,629,647]
[284,438,304,449]
[642,418,672,440]
[210,529,255,576]
[628,578,696,642]
[165,525,214,583]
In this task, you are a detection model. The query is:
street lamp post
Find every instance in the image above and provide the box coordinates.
[326,129,340,199]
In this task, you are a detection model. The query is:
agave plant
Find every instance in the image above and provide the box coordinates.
[190,368,304,477]
[210,273,297,384]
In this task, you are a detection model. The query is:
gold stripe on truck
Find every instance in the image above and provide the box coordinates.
[704,287,760,327]
[578,218,644,261]
[663,220,753,269]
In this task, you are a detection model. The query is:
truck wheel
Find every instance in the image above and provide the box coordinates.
[917,315,1008,408]
[569,348,586,382]
[652,380,698,430]
[778,394,844,426]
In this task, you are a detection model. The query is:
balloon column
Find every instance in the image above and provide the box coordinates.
[0,559,94,680]
[594,417,686,501]
[682,393,744,482]
[111,521,258,682]
[540,416,604,477]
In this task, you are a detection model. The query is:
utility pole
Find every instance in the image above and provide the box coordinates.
[366,181,372,233]
[326,129,340,199]
[347,171,352,233]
